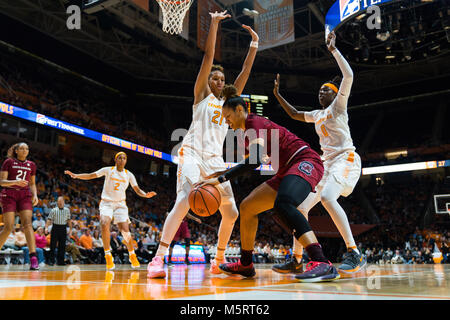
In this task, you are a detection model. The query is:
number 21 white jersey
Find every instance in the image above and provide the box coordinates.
[181,93,228,159]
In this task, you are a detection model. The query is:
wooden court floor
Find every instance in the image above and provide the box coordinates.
[0,263,448,300]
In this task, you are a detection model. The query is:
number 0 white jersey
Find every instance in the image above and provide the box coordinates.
[94,166,138,202]
[181,93,227,158]
[304,106,355,161]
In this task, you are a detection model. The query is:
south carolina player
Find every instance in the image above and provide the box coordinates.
[195,85,340,282]
[0,142,40,270]
[65,152,156,270]
[272,31,365,274]
[147,10,259,278]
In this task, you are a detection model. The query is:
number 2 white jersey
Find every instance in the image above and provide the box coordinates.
[94,166,138,202]
[181,93,228,158]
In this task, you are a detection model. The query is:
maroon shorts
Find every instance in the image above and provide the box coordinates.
[266,148,324,192]
[0,189,33,213]
[173,220,191,242]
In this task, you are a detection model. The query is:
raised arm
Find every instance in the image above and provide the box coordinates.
[193,11,231,104]
[273,74,307,122]
[64,170,98,180]
[327,31,353,113]
[233,25,259,95]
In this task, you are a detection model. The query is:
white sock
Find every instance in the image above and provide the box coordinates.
[128,250,135,255]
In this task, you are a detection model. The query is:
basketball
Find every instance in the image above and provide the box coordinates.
[188,184,221,217]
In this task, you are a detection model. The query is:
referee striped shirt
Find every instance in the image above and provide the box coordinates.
[48,207,71,225]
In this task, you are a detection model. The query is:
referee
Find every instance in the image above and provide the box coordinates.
[45,196,72,266]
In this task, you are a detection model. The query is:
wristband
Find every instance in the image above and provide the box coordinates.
[250,41,259,48]
[218,175,227,183]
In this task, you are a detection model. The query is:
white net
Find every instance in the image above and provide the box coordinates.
[156,0,193,35]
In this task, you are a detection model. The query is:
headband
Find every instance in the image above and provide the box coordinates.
[322,83,339,93]
[115,152,126,161]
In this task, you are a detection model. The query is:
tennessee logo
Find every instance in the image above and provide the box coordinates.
[340,0,360,20]
[298,161,314,176]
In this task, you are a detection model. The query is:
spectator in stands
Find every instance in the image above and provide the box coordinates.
[136,235,152,263]
[79,228,97,263]
[32,214,45,230]
[110,231,126,263]
[391,250,405,264]
[23,227,46,266]
[423,248,433,264]
[404,250,413,264]
[441,241,449,264]
[14,225,27,249]
[65,235,84,264]
[92,229,104,264]
[263,243,274,263]
[1,227,19,250]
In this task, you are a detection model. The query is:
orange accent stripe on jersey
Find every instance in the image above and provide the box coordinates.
[346,152,355,163]
[179,147,184,156]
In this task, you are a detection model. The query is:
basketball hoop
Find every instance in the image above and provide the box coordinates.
[156,0,193,35]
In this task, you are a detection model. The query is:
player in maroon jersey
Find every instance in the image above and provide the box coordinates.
[195,85,340,282]
[0,142,40,270]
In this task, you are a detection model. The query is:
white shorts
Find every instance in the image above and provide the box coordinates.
[176,147,235,205]
[317,151,361,197]
[99,200,130,224]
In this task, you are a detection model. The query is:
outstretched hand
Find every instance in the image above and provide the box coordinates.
[273,73,280,96]
[64,170,77,179]
[209,10,231,23]
[242,24,259,42]
[327,31,336,52]
[144,191,157,198]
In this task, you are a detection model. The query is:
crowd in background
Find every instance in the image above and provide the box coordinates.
[0,54,167,152]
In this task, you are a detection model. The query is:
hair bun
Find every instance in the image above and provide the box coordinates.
[331,76,342,85]
[222,84,238,100]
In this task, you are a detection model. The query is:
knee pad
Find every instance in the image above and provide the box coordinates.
[185,240,190,248]
[273,196,312,239]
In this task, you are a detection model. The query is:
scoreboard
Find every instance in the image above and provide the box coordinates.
[241,94,269,117]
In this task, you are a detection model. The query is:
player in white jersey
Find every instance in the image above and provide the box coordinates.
[147,10,259,278]
[272,31,366,274]
[65,152,156,270]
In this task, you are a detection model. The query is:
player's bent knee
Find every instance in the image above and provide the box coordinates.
[239,200,258,218]
[273,198,312,239]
